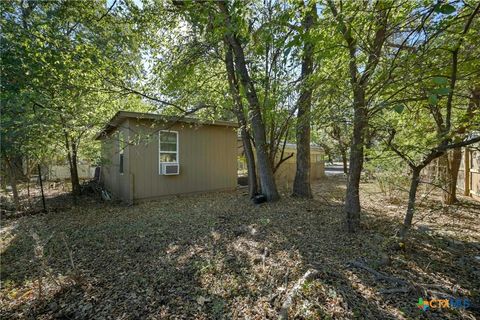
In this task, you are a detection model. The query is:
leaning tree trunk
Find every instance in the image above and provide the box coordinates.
[399,167,422,240]
[229,40,278,200]
[219,2,279,201]
[345,92,367,232]
[443,148,462,205]
[7,158,20,211]
[292,3,316,198]
[241,131,258,198]
[224,43,258,198]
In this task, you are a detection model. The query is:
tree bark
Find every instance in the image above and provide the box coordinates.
[292,3,316,198]
[64,133,81,196]
[7,158,20,211]
[345,91,367,232]
[399,167,422,240]
[327,0,388,232]
[341,148,348,174]
[37,164,46,212]
[241,130,258,198]
[71,141,80,195]
[443,149,462,205]
[224,43,258,198]
[219,1,279,201]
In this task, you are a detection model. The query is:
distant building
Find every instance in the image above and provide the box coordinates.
[238,140,325,191]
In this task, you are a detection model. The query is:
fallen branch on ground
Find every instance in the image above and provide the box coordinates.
[347,260,407,285]
[279,268,319,320]
[379,287,411,294]
[348,260,455,298]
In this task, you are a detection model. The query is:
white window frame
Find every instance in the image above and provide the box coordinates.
[159,130,179,174]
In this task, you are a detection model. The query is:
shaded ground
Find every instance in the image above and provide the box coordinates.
[1,176,479,319]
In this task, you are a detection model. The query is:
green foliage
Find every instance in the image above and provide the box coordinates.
[434,3,456,15]
[1,0,146,170]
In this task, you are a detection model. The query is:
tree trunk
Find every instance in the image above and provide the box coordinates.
[292,4,316,198]
[219,1,279,201]
[242,131,258,198]
[224,43,258,198]
[7,158,20,211]
[37,164,46,212]
[437,153,448,201]
[70,141,81,195]
[64,133,81,197]
[341,148,348,174]
[345,91,367,232]
[443,148,462,205]
[399,167,422,239]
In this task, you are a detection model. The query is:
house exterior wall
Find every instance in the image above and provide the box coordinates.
[100,119,132,202]
[273,147,325,190]
[455,147,479,201]
[237,141,325,190]
[119,119,237,201]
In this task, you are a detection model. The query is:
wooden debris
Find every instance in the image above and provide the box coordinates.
[279,269,319,320]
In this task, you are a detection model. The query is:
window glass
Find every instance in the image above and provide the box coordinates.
[160,153,177,162]
[160,142,177,152]
[159,131,178,164]
[160,132,177,143]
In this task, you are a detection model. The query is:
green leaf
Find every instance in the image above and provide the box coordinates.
[432,87,450,95]
[393,104,405,114]
[428,94,438,105]
[432,76,448,85]
[435,4,455,15]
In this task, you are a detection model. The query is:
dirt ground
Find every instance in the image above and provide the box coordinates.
[1,176,479,319]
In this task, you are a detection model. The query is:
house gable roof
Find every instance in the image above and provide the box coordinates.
[95,111,239,140]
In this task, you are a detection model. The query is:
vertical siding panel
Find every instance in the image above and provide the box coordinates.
[123,118,237,200]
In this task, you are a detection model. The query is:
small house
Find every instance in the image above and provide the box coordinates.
[95,111,238,202]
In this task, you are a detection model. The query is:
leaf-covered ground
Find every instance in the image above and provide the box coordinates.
[1,176,479,319]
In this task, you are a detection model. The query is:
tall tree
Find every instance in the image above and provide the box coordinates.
[292,1,317,198]
[326,0,390,231]
[218,1,280,201]
[225,44,258,198]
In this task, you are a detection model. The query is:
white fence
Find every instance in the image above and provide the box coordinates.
[46,165,95,180]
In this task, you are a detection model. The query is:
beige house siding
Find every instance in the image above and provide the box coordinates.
[273,147,325,190]
[100,117,237,202]
[238,141,325,190]
[100,119,132,201]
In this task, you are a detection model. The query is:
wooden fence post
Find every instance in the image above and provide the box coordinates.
[464,148,470,197]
